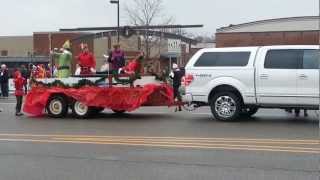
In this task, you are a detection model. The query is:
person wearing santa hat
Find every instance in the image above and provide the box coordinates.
[77,43,96,76]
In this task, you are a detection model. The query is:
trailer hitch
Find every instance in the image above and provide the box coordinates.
[182,103,200,112]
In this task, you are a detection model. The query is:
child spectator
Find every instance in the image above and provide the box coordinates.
[14,70,25,116]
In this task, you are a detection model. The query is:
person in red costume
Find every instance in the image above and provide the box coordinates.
[121,52,144,75]
[14,70,26,116]
[77,43,96,75]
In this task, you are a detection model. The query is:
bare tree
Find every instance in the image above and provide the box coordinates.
[124,0,174,62]
[125,0,171,26]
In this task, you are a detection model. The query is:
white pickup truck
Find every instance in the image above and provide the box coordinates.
[184,45,319,121]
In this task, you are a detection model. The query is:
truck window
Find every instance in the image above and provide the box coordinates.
[303,50,319,69]
[264,50,301,69]
[194,52,251,67]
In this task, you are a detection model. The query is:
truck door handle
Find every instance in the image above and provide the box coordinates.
[260,74,269,79]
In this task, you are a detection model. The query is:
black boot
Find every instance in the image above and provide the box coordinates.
[294,109,300,117]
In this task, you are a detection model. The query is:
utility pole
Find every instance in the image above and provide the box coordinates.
[110,0,120,43]
[318,1,320,179]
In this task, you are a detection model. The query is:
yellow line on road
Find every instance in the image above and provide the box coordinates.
[0,138,318,154]
[52,137,320,151]
[0,133,317,143]
[49,137,318,145]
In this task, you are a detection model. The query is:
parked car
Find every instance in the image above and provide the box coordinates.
[183,45,319,121]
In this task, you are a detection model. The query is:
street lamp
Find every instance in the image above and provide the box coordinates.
[110,0,120,43]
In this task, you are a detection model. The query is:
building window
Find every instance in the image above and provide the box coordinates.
[1,50,8,56]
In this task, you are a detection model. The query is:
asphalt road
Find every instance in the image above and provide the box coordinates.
[0,99,319,180]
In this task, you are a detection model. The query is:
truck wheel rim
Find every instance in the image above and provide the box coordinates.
[215,96,236,118]
[74,101,88,116]
[49,100,63,115]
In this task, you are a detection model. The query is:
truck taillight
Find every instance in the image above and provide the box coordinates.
[182,74,194,86]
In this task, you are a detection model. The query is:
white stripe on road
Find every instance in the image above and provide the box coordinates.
[0,103,16,105]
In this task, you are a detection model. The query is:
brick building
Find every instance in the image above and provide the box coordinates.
[0,30,197,73]
[0,36,33,57]
[216,16,319,47]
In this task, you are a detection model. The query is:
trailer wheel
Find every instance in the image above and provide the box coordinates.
[46,95,68,118]
[72,101,91,118]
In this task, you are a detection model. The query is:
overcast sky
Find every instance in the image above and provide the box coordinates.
[1,0,318,36]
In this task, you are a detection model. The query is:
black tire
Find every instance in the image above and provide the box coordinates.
[241,107,259,117]
[112,110,126,114]
[91,107,105,115]
[71,101,92,118]
[210,92,242,121]
[46,95,68,118]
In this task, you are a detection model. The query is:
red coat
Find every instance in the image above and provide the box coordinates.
[124,59,140,74]
[14,76,25,96]
[77,52,96,69]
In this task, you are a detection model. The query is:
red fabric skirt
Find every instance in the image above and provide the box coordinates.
[23,84,174,116]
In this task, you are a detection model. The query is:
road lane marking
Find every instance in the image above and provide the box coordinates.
[0,133,317,143]
[0,138,318,154]
[52,137,320,151]
[48,137,318,145]
[0,133,318,154]
[0,103,16,105]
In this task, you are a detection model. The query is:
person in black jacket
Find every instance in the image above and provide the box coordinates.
[0,64,9,97]
[170,63,184,112]
[20,65,29,94]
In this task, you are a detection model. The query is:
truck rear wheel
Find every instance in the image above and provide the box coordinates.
[46,95,68,118]
[210,92,242,121]
[72,101,91,118]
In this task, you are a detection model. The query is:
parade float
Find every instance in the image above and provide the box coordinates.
[23,52,174,118]
[22,24,204,118]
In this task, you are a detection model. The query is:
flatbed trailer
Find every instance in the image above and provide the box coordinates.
[23,74,175,118]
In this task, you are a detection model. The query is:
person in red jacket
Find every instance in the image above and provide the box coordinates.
[14,70,26,116]
[77,43,96,75]
[121,52,144,75]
